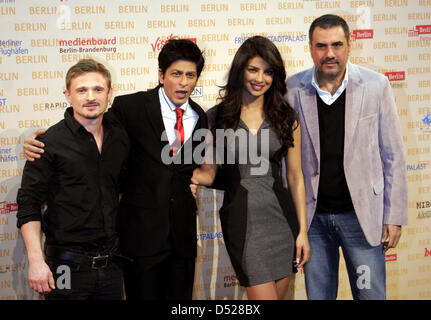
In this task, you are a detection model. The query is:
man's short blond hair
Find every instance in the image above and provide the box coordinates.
[65,58,111,90]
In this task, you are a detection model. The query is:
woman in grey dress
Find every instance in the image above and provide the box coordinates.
[191,36,310,299]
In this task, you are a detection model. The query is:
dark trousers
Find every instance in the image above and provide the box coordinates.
[44,257,124,300]
[123,252,195,300]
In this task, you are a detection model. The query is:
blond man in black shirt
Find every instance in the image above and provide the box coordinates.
[17,59,129,299]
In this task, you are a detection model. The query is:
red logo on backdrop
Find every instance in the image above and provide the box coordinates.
[385,254,397,262]
[416,25,431,35]
[150,34,197,52]
[385,71,405,81]
[223,274,239,288]
[0,201,18,215]
[425,248,430,257]
[352,29,374,41]
[409,25,431,37]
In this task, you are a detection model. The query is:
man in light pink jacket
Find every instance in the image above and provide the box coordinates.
[286,14,408,300]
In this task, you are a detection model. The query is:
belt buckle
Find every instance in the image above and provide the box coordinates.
[91,254,110,269]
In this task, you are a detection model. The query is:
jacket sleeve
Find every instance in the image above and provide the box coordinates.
[378,77,408,226]
[106,95,127,128]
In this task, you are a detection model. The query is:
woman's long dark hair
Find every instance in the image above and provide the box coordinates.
[215,36,298,157]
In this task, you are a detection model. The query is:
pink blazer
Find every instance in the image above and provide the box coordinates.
[286,63,408,246]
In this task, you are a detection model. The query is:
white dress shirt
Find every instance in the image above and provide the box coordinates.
[158,87,199,145]
[311,64,349,105]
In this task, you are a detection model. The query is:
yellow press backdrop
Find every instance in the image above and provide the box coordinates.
[0,0,430,300]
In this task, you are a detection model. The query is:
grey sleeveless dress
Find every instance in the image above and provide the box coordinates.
[230,119,295,286]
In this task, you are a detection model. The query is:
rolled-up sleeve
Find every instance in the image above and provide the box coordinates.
[16,135,54,228]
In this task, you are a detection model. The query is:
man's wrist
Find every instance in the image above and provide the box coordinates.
[27,252,45,264]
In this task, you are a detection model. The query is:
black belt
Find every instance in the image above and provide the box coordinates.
[45,245,132,269]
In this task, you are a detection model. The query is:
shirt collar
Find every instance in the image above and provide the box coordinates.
[64,107,83,134]
[311,63,349,97]
[159,87,189,112]
[64,106,110,135]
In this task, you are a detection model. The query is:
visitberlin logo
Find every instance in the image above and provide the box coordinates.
[352,29,374,41]
[150,34,197,52]
[385,71,405,81]
[385,254,397,262]
[408,25,431,37]
[0,201,18,215]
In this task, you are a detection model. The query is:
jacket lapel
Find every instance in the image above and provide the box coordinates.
[145,86,170,150]
[190,99,206,133]
[344,63,365,156]
[299,70,320,161]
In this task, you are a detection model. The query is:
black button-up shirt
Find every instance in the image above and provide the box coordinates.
[17,107,129,248]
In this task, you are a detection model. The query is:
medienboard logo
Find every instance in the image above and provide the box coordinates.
[352,29,374,41]
[59,37,117,47]
[385,254,397,262]
[408,25,431,37]
[58,37,117,54]
[0,201,18,215]
[385,71,405,81]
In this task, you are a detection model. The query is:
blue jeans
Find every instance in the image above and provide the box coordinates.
[304,211,386,300]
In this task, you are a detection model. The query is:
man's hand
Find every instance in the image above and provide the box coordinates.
[23,129,46,161]
[381,224,402,253]
[28,258,55,294]
[190,177,199,199]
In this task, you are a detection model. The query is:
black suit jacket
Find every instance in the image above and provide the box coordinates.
[107,87,208,258]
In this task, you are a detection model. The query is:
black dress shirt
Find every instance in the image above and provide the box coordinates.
[17,107,129,248]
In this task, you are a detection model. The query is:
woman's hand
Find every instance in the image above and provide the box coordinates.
[295,231,310,269]
[190,177,199,199]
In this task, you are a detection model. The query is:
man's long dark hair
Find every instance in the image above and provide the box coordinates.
[215,36,298,157]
